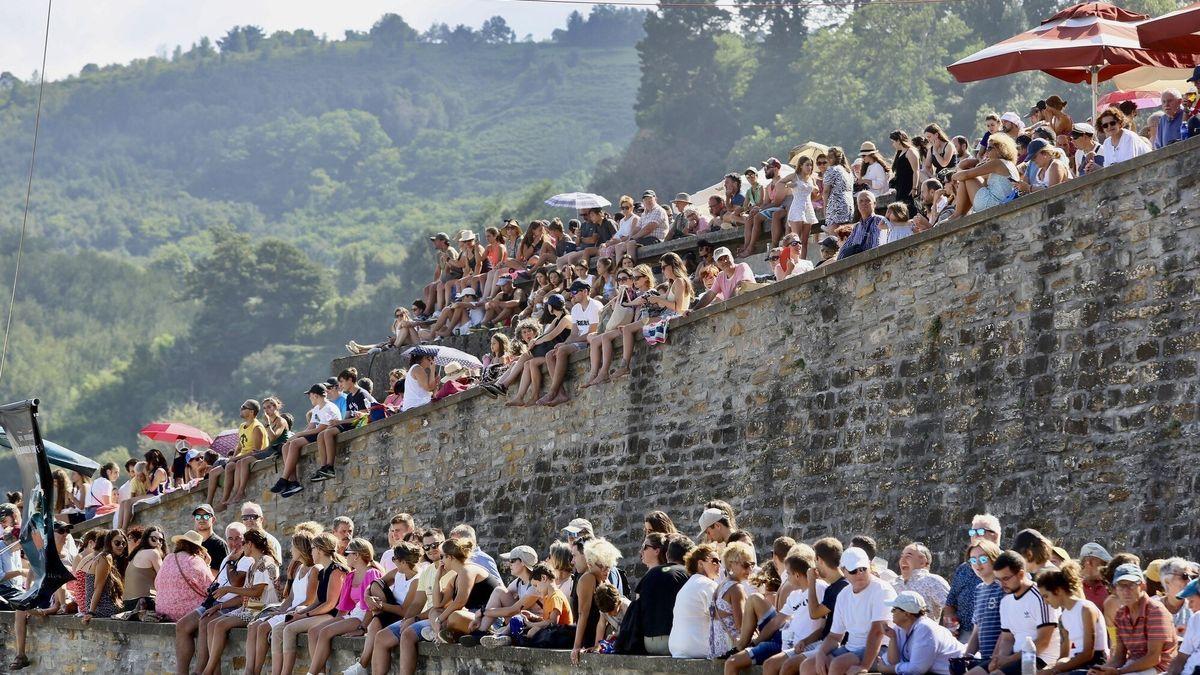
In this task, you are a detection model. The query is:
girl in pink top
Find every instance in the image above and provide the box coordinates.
[154,533,216,621]
[307,538,381,674]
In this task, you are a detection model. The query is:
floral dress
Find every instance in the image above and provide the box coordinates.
[823,166,853,228]
[708,578,738,658]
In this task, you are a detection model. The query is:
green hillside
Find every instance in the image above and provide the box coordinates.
[0,12,643,487]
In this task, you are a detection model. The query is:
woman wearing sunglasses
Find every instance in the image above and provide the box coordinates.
[1095,106,1151,168]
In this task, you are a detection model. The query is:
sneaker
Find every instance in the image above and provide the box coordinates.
[480,635,511,648]
[457,634,480,648]
[310,466,332,482]
[438,628,458,644]
[268,478,288,494]
[420,625,436,642]
[487,618,506,634]
[320,465,335,477]
[280,482,304,498]
[340,663,367,675]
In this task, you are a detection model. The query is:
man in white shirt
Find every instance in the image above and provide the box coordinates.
[1168,579,1200,675]
[270,383,341,498]
[802,547,897,675]
[536,281,603,407]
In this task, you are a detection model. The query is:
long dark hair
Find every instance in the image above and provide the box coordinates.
[101,529,130,592]
[889,130,912,149]
[129,524,166,560]
[144,449,168,476]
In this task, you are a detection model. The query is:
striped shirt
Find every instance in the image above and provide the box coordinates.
[1114,596,1177,672]
[1000,584,1061,663]
[972,580,1004,659]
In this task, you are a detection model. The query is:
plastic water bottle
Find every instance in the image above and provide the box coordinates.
[1020,636,1037,675]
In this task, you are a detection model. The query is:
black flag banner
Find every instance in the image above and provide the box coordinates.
[0,399,72,610]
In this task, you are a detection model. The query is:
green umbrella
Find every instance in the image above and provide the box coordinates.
[0,426,100,477]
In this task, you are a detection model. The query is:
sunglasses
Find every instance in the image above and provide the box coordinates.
[113,540,127,546]
[149,536,164,544]
[706,556,721,564]
[422,542,442,551]
[1100,120,1119,129]
[194,513,213,521]
[241,514,261,521]
[847,567,869,575]
[968,555,991,565]
[642,543,659,550]
[788,241,801,247]
[967,527,994,537]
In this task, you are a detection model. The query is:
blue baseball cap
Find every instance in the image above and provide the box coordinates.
[1178,578,1200,600]
[1187,66,1200,83]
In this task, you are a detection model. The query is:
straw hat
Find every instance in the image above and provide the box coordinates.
[172,530,205,548]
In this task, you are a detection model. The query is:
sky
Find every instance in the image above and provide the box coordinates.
[0,1,579,80]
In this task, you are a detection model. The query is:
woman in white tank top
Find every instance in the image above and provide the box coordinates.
[401,350,437,411]
[1039,563,1109,673]
[243,547,319,675]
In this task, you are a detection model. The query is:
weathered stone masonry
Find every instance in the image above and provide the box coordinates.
[125,137,1199,575]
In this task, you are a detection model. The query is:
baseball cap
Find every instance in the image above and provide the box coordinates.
[761,156,783,167]
[499,545,538,567]
[496,276,511,286]
[186,450,202,463]
[544,293,566,311]
[192,503,216,517]
[1145,559,1165,583]
[673,192,692,204]
[1071,122,1096,136]
[1079,542,1112,563]
[428,232,450,242]
[840,546,871,572]
[887,590,927,614]
[1112,562,1144,585]
[0,503,17,520]
[819,236,839,250]
[562,517,593,536]
[458,287,477,298]
[1188,66,1200,83]
[698,508,726,531]
[568,280,590,294]
[712,246,734,262]
[305,383,328,396]
[1000,111,1023,127]
[642,189,656,199]
[744,166,759,175]
[1178,578,1200,600]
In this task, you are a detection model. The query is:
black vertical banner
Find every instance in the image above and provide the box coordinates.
[0,399,72,609]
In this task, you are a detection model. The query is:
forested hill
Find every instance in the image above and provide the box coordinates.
[0,10,644,482]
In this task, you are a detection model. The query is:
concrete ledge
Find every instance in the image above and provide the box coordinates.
[0,613,758,673]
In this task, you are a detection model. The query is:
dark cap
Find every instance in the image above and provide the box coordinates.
[325,377,338,388]
[0,503,17,519]
[1188,66,1200,83]
[53,520,72,534]
[762,157,782,167]
[819,236,839,250]
[641,189,656,199]
[428,232,450,242]
[545,293,566,310]
[305,383,328,396]
[568,280,590,294]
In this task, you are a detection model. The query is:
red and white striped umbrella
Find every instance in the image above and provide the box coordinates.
[949,3,1200,116]
[1137,2,1200,53]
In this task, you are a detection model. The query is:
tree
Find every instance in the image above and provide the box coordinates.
[370,13,418,52]
[480,16,516,44]
[217,25,266,53]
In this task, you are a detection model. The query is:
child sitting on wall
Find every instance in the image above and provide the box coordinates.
[592,581,631,654]
[481,563,573,648]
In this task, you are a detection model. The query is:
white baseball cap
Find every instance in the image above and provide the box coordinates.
[698,508,726,531]
[713,246,734,262]
[499,545,538,567]
[1000,112,1023,128]
[840,546,871,572]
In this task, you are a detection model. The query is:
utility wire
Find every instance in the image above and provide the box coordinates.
[0,0,52,388]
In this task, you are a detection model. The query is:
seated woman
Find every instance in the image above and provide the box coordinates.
[346,307,411,356]
[481,333,513,383]
[81,529,126,624]
[242,529,318,675]
[483,222,522,300]
[448,229,490,301]
[482,276,525,328]
[201,529,281,675]
[429,538,500,644]
[1017,144,1069,194]
[614,254,693,375]
[951,133,1020,218]
[275,533,348,675]
[307,538,382,675]
[581,267,641,387]
[480,320,539,398]
[420,287,481,339]
[122,525,165,611]
[506,294,574,407]
[346,541,423,675]
[255,396,292,460]
[515,270,552,323]
[400,349,437,412]
[670,543,721,658]
[115,462,149,530]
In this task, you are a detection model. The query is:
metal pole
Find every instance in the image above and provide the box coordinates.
[1091,65,1099,120]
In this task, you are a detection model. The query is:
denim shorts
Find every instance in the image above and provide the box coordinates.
[750,636,783,664]
[386,619,407,640]
[409,619,431,641]
[831,645,867,659]
[760,206,784,220]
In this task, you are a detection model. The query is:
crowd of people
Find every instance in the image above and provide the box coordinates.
[340,83,1200,420]
[5,497,1200,675]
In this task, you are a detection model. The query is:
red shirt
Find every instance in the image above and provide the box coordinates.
[1114,596,1177,672]
[1083,579,1109,609]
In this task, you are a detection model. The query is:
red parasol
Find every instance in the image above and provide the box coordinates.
[138,421,213,448]
[948,3,1200,112]
[1137,2,1200,53]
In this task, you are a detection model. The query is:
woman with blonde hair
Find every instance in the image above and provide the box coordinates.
[306,538,381,675]
[276,533,347,675]
[242,529,319,675]
[601,195,639,260]
[571,538,624,664]
[595,264,656,382]
[951,133,1020,217]
[202,529,281,675]
[636,252,693,348]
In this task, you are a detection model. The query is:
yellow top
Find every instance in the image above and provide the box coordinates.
[235,419,269,457]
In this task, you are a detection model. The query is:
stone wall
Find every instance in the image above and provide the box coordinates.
[0,614,744,674]
[128,137,1200,574]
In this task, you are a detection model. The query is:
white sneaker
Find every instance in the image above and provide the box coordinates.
[480,635,511,648]
[420,625,436,642]
[341,663,367,675]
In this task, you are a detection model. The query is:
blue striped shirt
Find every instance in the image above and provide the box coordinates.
[972,580,1004,659]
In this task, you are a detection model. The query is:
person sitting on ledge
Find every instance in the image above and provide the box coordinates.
[693,247,757,310]
[837,191,885,261]
[311,369,377,484]
[270,383,341,499]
